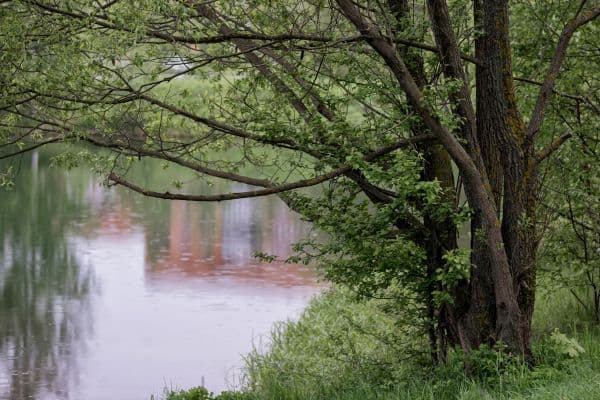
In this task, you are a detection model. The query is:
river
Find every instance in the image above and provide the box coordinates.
[0,148,322,399]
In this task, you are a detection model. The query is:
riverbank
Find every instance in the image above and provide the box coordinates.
[165,286,600,400]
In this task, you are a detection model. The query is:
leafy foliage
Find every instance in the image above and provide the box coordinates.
[1,0,599,362]
[165,386,255,400]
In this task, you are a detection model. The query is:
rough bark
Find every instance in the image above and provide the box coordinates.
[469,0,535,359]
[388,0,459,362]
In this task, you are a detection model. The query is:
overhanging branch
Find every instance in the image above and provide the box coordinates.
[0,138,63,160]
[24,0,480,65]
[107,134,435,201]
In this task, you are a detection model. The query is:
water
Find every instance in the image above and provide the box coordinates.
[0,149,321,399]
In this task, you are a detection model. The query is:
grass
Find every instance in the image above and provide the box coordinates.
[162,285,600,400]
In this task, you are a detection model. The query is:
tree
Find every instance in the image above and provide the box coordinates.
[1,0,599,362]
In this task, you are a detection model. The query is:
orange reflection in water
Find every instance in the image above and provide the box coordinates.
[144,197,319,287]
[78,181,137,238]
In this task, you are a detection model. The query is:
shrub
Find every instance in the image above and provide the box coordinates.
[165,386,212,400]
[164,387,255,400]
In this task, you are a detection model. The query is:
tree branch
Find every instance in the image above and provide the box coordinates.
[0,138,62,160]
[514,77,595,106]
[526,5,600,142]
[426,0,478,156]
[136,93,300,149]
[536,131,572,162]
[107,134,434,201]
[107,169,337,202]
[84,136,275,188]
[24,0,480,65]
[334,0,479,189]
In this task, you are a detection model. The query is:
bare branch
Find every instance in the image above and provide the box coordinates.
[514,77,600,114]
[108,169,336,202]
[536,131,573,162]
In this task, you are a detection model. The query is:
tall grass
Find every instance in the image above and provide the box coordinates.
[239,286,600,400]
[163,284,600,400]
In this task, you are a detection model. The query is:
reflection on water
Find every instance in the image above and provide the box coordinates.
[0,149,321,399]
[0,151,94,400]
[145,196,315,286]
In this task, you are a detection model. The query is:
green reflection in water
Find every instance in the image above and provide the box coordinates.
[0,150,95,400]
[0,145,316,399]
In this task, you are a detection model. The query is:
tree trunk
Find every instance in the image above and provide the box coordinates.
[389,0,459,362]
[339,0,529,357]
[463,0,535,359]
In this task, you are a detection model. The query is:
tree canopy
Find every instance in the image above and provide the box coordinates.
[1,0,599,362]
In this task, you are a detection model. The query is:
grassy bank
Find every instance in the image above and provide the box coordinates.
[165,286,600,400]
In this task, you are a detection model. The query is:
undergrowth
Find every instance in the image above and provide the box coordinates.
[163,286,600,400]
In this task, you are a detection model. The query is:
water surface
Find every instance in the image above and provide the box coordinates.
[0,149,321,399]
